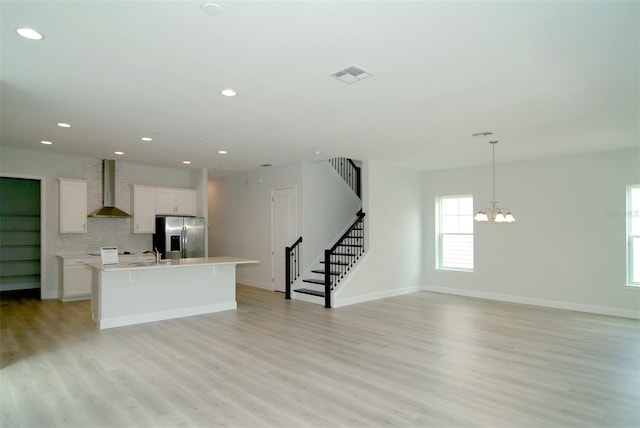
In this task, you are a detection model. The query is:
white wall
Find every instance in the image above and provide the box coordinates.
[191,168,208,218]
[208,164,304,289]
[422,148,640,318]
[301,161,361,268]
[333,161,423,307]
[208,160,363,290]
[191,168,209,256]
[0,147,198,299]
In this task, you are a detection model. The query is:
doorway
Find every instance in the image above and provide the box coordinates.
[0,177,43,298]
[271,186,297,292]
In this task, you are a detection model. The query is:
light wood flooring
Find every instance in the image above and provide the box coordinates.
[1,285,639,428]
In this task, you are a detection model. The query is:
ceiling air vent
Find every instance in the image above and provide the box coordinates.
[330,65,373,84]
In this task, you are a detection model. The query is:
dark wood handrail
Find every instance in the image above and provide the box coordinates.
[347,159,361,198]
[328,210,365,252]
[329,157,361,199]
[324,211,365,308]
[285,236,303,299]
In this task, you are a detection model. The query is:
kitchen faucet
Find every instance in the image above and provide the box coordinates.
[143,247,162,263]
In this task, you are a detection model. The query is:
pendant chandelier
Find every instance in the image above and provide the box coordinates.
[474,140,515,223]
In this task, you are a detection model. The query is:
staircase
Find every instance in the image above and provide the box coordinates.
[285,157,365,308]
[294,210,365,307]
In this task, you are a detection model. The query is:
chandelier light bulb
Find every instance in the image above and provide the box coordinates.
[474,211,489,222]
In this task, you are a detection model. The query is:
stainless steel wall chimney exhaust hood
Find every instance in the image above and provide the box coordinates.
[88,159,131,218]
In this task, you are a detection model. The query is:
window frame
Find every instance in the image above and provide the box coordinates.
[627,184,640,287]
[435,194,474,272]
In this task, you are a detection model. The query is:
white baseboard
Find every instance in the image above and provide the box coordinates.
[237,279,272,291]
[330,251,411,308]
[422,285,640,320]
[41,291,58,300]
[334,286,421,308]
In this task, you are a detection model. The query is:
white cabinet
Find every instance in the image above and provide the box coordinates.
[58,254,156,301]
[132,185,197,233]
[59,178,88,233]
[155,188,196,216]
[132,185,157,233]
[58,256,93,301]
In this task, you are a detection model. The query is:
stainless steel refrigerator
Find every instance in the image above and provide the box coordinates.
[153,216,205,259]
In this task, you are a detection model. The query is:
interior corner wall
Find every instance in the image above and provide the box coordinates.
[208,160,365,291]
[207,164,304,289]
[191,168,208,218]
[422,148,640,318]
[301,161,362,269]
[333,161,423,307]
[191,168,209,255]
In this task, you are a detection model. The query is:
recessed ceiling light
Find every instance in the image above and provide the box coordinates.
[201,3,223,16]
[16,27,44,40]
[218,150,228,154]
[57,122,71,128]
[141,137,152,141]
[114,151,124,155]
[183,160,192,165]
[220,89,237,97]
[313,150,321,155]
[40,140,52,145]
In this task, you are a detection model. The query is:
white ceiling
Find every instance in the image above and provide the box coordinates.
[1,1,638,176]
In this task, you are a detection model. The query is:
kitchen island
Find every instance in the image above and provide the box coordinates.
[86,257,258,329]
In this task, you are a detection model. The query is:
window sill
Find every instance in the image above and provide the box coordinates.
[436,267,474,273]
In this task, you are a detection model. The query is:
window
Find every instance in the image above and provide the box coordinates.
[628,185,640,286]
[436,195,474,271]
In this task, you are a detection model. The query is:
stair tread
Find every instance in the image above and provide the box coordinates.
[338,243,363,247]
[294,288,325,297]
[302,278,325,285]
[311,269,340,275]
[320,260,349,265]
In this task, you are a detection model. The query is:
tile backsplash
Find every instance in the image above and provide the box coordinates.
[56,217,151,254]
[55,159,152,255]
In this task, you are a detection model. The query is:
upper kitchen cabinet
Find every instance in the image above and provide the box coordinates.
[132,185,157,234]
[59,178,88,233]
[132,185,197,233]
[156,188,196,216]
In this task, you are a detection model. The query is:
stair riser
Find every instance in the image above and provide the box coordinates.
[291,290,325,305]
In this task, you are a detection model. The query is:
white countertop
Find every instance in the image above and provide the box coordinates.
[56,253,149,259]
[85,257,259,272]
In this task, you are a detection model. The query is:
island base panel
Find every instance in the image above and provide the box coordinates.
[92,264,237,329]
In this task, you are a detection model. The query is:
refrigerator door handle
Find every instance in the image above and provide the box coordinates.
[181,226,187,258]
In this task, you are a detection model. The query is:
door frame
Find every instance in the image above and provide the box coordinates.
[270,185,297,292]
[0,173,47,299]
